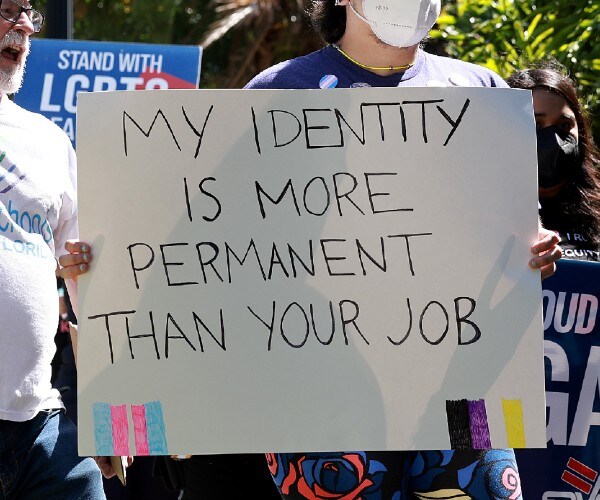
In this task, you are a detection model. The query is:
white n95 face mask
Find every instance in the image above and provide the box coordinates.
[349,0,441,48]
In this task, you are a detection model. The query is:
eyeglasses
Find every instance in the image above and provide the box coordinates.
[0,0,44,33]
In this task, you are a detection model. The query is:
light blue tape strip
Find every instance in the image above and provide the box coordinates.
[93,402,114,456]
[144,401,168,455]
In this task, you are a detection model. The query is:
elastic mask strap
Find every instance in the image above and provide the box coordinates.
[348,0,374,27]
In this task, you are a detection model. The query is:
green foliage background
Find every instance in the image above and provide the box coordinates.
[33,0,599,136]
[431,0,599,138]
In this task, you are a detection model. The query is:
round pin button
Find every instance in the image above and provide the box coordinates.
[319,74,339,89]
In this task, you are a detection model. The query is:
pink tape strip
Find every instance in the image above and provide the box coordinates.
[131,404,150,456]
[110,405,130,456]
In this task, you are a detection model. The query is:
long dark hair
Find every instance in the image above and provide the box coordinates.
[507,66,600,248]
[307,0,346,43]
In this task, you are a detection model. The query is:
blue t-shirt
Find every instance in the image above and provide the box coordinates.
[245,45,507,89]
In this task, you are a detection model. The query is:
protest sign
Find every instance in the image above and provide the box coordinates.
[516,259,600,499]
[13,39,202,145]
[76,87,546,455]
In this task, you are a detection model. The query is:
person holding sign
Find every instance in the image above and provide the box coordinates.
[245,0,562,498]
[0,2,108,497]
[508,66,600,261]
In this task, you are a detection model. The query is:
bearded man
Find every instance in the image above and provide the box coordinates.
[0,2,106,497]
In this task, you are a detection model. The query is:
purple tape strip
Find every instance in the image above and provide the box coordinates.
[468,399,492,449]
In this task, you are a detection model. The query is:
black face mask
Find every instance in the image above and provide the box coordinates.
[536,125,580,188]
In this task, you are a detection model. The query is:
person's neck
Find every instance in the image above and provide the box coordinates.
[336,31,419,77]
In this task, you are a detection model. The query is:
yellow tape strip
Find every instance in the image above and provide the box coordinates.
[502,399,526,448]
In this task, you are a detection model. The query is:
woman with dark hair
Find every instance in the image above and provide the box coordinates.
[508,67,600,261]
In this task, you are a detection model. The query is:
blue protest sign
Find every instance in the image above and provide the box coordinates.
[516,259,600,498]
[14,39,202,146]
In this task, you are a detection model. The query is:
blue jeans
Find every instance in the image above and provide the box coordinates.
[0,409,105,499]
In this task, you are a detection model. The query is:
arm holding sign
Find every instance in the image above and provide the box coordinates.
[57,240,93,358]
[56,240,92,365]
[57,239,92,317]
[58,243,134,481]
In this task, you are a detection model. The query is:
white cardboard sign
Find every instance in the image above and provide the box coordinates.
[76,87,545,455]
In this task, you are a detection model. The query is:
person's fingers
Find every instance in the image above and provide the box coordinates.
[64,240,91,254]
[58,251,91,269]
[529,245,562,278]
[540,262,558,280]
[57,262,90,280]
[57,244,93,280]
[531,230,560,255]
[95,456,115,479]
[530,227,562,281]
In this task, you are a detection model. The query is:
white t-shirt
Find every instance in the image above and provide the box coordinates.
[0,95,78,421]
